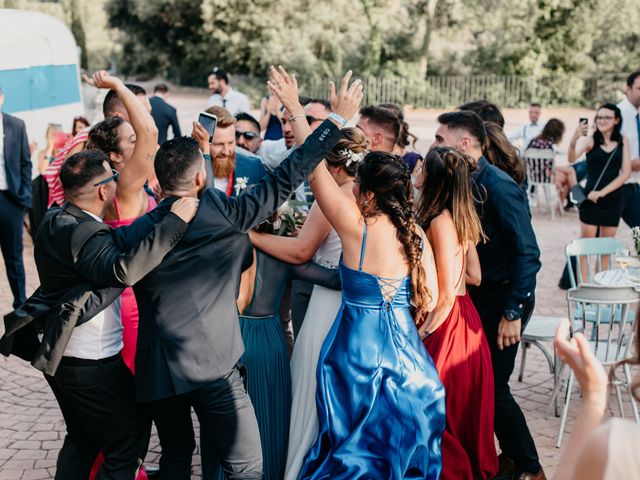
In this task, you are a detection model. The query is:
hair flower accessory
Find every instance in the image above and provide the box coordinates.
[339,149,366,167]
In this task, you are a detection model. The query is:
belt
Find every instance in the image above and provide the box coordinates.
[59,353,121,367]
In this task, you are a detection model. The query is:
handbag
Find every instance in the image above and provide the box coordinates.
[569,145,619,208]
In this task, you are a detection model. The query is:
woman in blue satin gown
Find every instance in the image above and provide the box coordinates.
[298,150,446,479]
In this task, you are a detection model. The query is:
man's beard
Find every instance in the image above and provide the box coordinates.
[213,152,236,179]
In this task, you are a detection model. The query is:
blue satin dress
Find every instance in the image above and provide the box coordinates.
[298,225,446,479]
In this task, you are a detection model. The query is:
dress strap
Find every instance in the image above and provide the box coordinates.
[454,247,465,289]
[358,223,367,271]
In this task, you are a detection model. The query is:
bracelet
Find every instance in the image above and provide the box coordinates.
[289,114,306,123]
[328,112,347,127]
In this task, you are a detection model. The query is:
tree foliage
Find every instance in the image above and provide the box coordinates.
[3,0,639,87]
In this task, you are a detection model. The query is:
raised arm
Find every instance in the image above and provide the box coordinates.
[214,69,363,233]
[72,198,197,287]
[248,201,332,264]
[307,72,364,238]
[268,66,312,145]
[552,320,608,480]
[89,71,158,199]
[567,122,593,164]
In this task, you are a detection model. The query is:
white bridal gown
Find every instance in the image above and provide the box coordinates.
[284,228,343,480]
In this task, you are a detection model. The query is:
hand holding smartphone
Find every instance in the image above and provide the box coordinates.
[198,112,217,142]
[579,117,588,136]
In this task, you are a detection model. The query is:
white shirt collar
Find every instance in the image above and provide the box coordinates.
[81,209,103,223]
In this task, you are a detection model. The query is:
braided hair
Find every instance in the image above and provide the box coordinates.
[356,152,431,321]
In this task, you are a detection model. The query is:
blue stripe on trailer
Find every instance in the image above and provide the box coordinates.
[0,64,81,113]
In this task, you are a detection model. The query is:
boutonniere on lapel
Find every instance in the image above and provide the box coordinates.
[234,176,249,196]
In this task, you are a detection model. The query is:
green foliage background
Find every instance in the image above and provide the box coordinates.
[2,0,640,104]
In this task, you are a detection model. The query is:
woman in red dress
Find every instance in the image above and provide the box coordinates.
[415,146,498,480]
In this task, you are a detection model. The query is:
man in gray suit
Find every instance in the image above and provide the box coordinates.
[114,73,363,479]
[0,86,32,309]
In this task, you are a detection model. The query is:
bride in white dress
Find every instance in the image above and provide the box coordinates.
[249,129,367,480]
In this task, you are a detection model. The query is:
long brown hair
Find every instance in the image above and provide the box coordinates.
[482,122,526,185]
[356,152,431,320]
[416,147,485,246]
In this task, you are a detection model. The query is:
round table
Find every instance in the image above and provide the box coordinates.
[593,268,640,287]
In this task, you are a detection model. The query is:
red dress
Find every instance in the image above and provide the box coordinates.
[423,291,498,480]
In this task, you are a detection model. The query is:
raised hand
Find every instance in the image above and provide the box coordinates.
[82,71,123,91]
[329,71,363,122]
[554,319,607,400]
[191,121,211,155]
[267,66,304,116]
[171,197,200,223]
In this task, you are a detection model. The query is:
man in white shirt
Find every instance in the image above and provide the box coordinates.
[618,70,640,227]
[206,67,251,116]
[509,102,545,149]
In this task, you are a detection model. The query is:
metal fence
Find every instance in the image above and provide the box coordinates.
[237,73,628,108]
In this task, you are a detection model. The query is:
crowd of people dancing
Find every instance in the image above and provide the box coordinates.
[0,65,639,480]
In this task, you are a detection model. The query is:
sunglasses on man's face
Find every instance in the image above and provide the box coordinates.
[235,131,260,141]
[93,169,119,187]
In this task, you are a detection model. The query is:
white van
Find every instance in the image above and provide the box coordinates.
[0,9,84,160]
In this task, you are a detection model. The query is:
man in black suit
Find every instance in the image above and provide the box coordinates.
[150,83,181,144]
[113,75,363,479]
[2,149,198,480]
[0,86,32,309]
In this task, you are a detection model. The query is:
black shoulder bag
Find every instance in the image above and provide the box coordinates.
[569,145,619,208]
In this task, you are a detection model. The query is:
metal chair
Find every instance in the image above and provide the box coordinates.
[518,315,582,417]
[565,237,628,288]
[552,285,640,447]
[523,148,563,220]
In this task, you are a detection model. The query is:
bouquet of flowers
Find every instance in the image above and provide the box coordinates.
[632,227,640,256]
[273,200,310,236]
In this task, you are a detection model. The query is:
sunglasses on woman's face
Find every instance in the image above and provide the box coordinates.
[235,131,260,140]
[93,169,119,187]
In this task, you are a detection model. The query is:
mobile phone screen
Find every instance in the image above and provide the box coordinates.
[198,113,217,141]
[579,118,588,125]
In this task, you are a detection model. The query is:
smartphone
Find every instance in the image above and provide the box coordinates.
[579,117,588,136]
[198,112,217,142]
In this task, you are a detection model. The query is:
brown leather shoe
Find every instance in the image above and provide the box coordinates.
[493,454,516,480]
[517,469,547,480]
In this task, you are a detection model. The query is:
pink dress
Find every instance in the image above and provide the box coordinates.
[104,194,157,373]
[89,194,156,480]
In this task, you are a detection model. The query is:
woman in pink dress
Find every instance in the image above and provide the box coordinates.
[415,147,498,480]
[84,71,159,480]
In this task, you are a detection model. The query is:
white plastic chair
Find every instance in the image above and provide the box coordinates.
[523,148,563,219]
[552,285,640,447]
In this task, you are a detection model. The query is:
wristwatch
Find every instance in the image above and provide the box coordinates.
[504,309,520,321]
